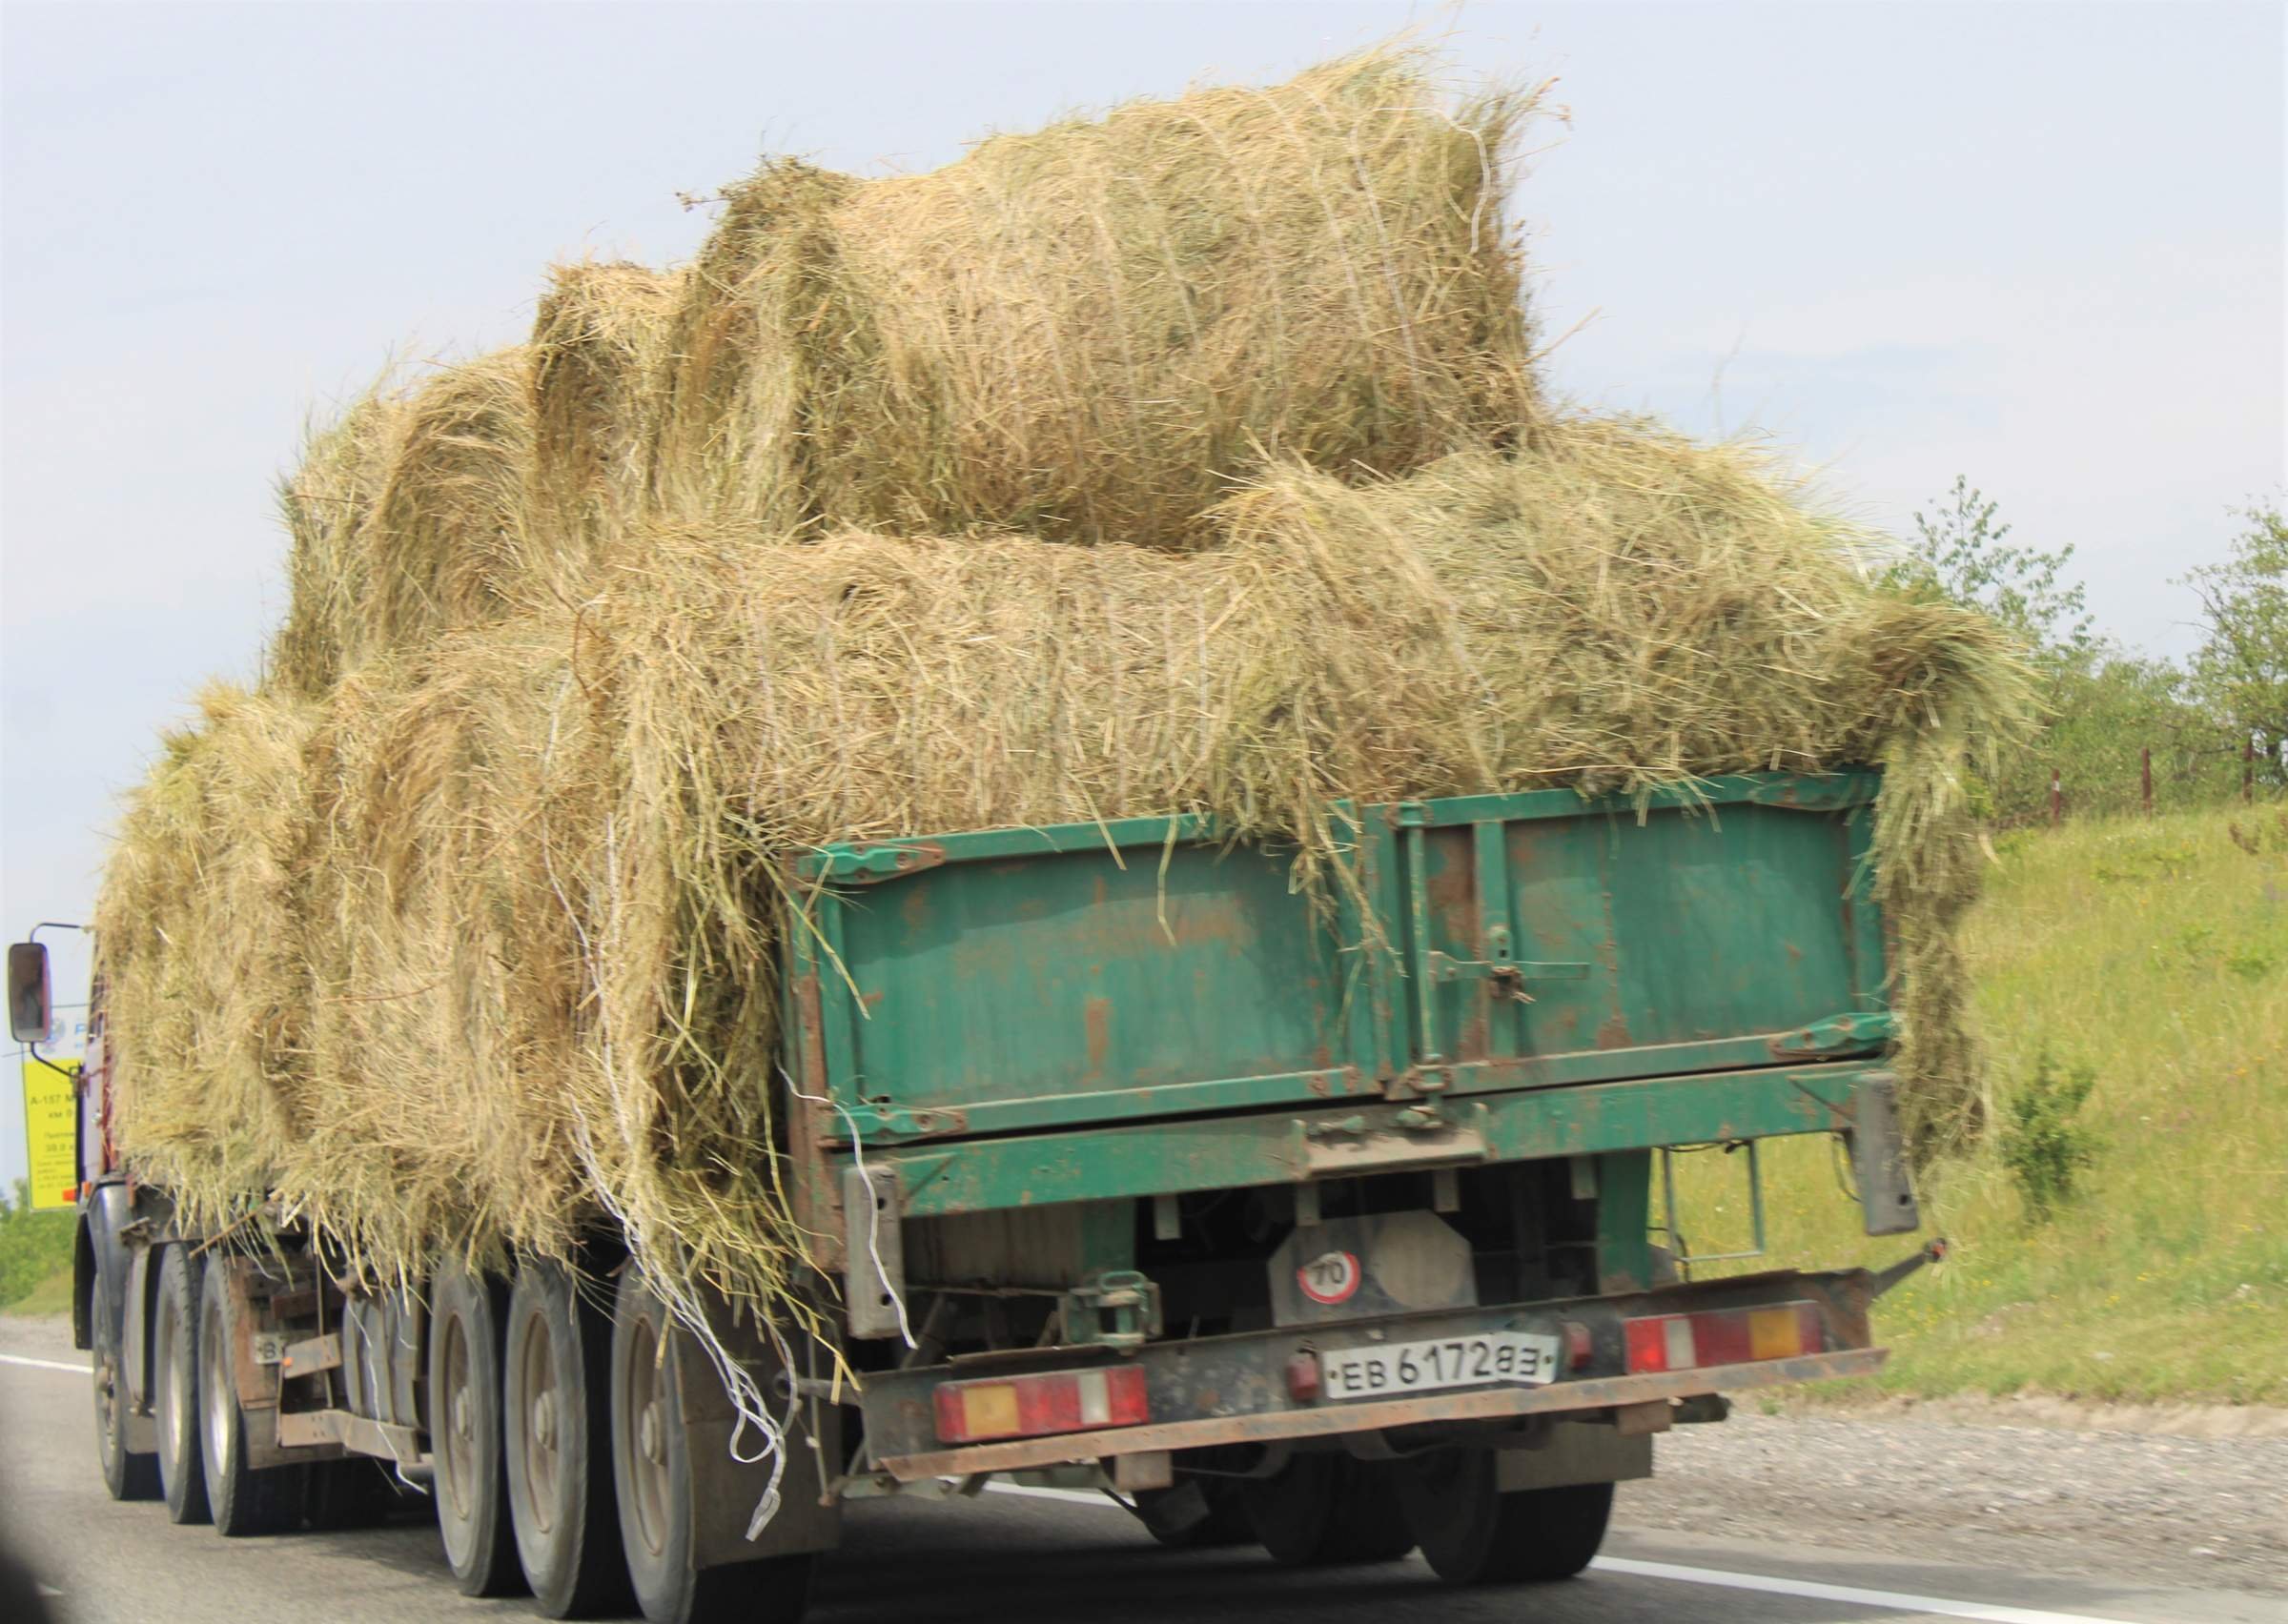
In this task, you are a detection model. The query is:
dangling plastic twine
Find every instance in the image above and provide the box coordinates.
[781,1065,918,1350]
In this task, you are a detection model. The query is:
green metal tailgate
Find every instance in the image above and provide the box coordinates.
[784,771,1889,1160]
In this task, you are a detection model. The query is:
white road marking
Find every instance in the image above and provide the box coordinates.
[1592,1555,2134,1624]
[0,1351,90,1374]
[985,1481,2140,1624]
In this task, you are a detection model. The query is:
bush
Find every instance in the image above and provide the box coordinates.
[2000,1052,2100,1221]
[0,1180,75,1310]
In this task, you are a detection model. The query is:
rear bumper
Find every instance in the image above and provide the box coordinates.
[875,1348,1881,1480]
[864,1266,1884,1482]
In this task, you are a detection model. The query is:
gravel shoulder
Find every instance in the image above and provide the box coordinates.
[1617,1406,2288,1597]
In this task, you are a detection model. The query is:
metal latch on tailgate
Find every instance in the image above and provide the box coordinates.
[1059,1271,1162,1350]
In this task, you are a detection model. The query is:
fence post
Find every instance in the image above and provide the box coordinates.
[2141,746,2153,817]
[2050,768,2062,828]
[2246,737,2257,805]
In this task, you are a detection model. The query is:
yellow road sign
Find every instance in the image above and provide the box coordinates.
[22,1055,80,1210]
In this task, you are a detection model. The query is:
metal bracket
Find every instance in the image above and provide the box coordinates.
[1769,1010,1896,1060]
[1425,950,1589,988]
[1058,1270,1162,1350]
[800,843,947,884]
[1849,1072,1921,1236]
[844,1166,909,1341]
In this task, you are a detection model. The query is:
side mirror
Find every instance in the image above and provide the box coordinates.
[9,941,52,1045]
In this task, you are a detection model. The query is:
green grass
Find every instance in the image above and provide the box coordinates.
[1672,804,2288,1404]
[0,1179,77,1314]
[11,1265,75,1318]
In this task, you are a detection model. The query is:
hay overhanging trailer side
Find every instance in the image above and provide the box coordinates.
[45,768,1938,1622]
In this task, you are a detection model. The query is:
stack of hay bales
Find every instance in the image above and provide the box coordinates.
[94,46,2031,1326]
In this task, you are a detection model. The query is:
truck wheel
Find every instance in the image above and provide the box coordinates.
[91,1264,159,1501]
[1242,1454,1415,1566]
[197,1259,308,1536]
[611,1270,814,1624]
[507,1262,631,1617]
[429,1261,526,1594]
[153,1246,210,1524]
[1132,1480,1254,1548]
[1399,1447,1613,1583]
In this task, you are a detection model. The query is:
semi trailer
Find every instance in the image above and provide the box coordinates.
[20,767,1940,1623]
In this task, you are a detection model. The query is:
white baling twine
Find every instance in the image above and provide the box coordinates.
[780,1064,918,1350]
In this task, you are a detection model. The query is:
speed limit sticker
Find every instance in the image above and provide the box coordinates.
[1297,1249,1361,1306]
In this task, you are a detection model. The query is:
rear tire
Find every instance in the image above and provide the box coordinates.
[507,1262,631,1616]
[429,1261,526,1595]
[153,1246,209,1524]
[1241,1454,1415,1566]
[90,1263,159,1501]
[197,1259,308,1536]
[1399,1447,1613,1584]
[610,1270,813,1624]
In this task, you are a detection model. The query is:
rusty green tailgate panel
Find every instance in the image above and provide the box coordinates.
[785,771,1890,1214]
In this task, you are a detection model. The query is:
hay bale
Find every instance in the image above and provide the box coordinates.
[92,686,320,1233]
[647,161,858,532]
[269,351,542,695]
[647,49,1542,543]
[530,261,684,548]
[366,348,543,643]
[285,624,599,1274]
[272,390,409,696]
[806,48,1542,545]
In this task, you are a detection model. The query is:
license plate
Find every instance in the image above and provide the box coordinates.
[1322,1331,1560,1401]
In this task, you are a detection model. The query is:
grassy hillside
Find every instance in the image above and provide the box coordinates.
[1675,805,2288,1404]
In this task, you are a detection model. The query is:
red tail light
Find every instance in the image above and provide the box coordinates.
[1624,1302,1823,1374]
[933,1364,1150,1445]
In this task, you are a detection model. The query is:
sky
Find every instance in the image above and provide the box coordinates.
[1,2,2281,1185]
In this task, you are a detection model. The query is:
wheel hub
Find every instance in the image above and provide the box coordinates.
[452,1388,473,1443]
[638,1400,664,1466]
[532,1389,557,1450]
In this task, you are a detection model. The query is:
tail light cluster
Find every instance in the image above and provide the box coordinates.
[933,1363,1150,1445]
[1624,1301,1823,1374]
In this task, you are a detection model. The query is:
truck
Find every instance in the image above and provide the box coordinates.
[16,766,1941,1623]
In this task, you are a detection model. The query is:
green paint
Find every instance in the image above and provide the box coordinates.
[1595,1150,1655,1292]
[783,771,1891,1217]
[867,1063,1869,1218]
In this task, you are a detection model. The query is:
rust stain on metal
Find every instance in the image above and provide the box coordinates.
[1083,996,1112,1077]
[1596,1013,1633,1050]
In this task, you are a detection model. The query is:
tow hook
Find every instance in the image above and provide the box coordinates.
[1869,1238,1948,1299]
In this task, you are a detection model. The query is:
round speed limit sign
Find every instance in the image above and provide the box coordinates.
[1297,1249,1361,1306]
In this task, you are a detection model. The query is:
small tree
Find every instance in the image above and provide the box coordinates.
[2186,503,2288,789]
[1894,476,2094,668]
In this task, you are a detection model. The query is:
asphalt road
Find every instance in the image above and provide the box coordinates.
[3,1317,2278,1624]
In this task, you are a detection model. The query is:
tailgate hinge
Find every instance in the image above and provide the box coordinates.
[1768,1010,1896,1060]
